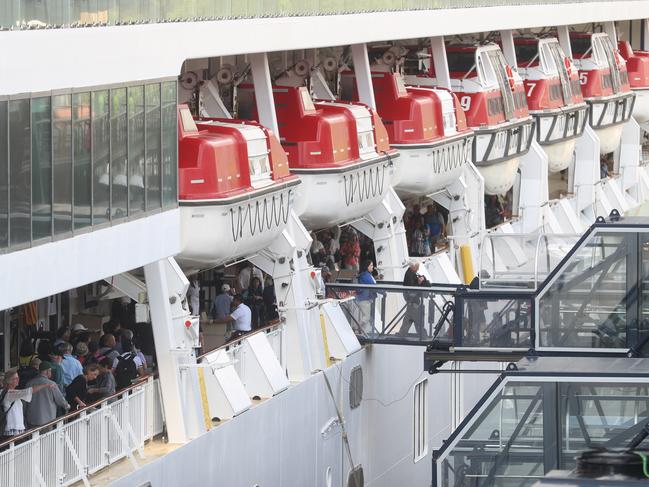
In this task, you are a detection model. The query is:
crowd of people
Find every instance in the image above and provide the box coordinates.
[403,203,447,256]
[1,321,148,442]
[309,227,376,273]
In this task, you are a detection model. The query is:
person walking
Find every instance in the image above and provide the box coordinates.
[398,261,431,338]
[356,260,378,335]
[25,362,70,428]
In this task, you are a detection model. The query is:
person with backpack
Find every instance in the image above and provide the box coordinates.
[112,338,144,390]
[1,369,55,439]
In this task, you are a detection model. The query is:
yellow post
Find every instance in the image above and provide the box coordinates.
[196,367,212,431]
[459,244,475,285]
[320,312,332,368]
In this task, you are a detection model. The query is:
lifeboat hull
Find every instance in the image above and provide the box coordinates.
[473,119,535,195]
[292,153,397,229]
[587,92,635,154]
[632,88,649,124]
[391,132,473,197]
[178,180,300,272]
[533,104,588,173]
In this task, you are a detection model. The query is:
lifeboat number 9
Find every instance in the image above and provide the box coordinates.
[460,95,471,111]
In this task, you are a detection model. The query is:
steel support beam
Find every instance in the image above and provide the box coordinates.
[250,52,280,136]
[350,43,376,109]
[430,36,452,90]
[500,29,518,69]
[557,25,573,59]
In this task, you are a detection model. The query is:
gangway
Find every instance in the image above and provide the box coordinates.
[326,213,649,370]
[431,356,649,487]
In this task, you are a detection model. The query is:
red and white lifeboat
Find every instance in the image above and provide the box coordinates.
[237,84,398,229]
[570,32,635,154]
[617,40,649,123]
[514,37,589,172]
[340,67,474,198]
[406,42,535,195]
[176,105,300,272]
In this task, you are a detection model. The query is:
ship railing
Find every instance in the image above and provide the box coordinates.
[0,0,622,31]
[0,376,164,487]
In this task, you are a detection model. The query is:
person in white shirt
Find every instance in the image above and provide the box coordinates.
[213,295,252,340]
[1,369,54,438]
[187,278,201,316]
[236,264,264,294]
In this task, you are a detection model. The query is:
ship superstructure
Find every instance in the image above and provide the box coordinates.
[1,4,649,487]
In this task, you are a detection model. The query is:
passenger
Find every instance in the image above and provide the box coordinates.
[36,340,53,363]
[262,277,279,322]
[18,340,37,367]
[70,323,91,348]
[53,326,71,348]
[74,342,89,366]
[48,350,66,393]
[356,260,378,335]
[87,358,116,402]
[210,284,234,321]
[66,364,100,410]
[410,217,431,257]
[340,232,361,271]
[398,261,431,338]
[59,342,83,388]
[25,362,70,428]
[213,294,252,340]
[243,277,265,329]
[120,330,147,371]
[18,357,41,389]
[485,195,504,228]
[424,204,445,253]
[94,333,119,363]
[310,232,326,266]
[1,369,55,439]
[112,338,145,390]
[187,277,201,316]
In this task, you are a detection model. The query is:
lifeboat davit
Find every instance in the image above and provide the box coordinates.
[570,32,635,154]
[176,105,300,272]
[406,42,535,195]
[514,37,589,172]
[617,40,649,123]
[341,68,474,198]
[238,85,398,229]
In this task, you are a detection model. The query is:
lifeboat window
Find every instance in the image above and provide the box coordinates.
[299,87,316,113]
[514,43,538,65]
[570,37,592,59]
[249,154,272,187]
[179,106,198,134]
[447,52,477,74]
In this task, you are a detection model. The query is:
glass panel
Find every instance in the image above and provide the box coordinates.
[0,101,8,249]
[538,233,630,349]
[73,93,92,230]
[460,296,532,348]
[128,86,145,215]
[31,97,52,241]
[53,94,73,236]
[110,88,127,219]
[145,83,161,211]
[9,98,31,246]
[92,91,110,225]
[161,81,177,208]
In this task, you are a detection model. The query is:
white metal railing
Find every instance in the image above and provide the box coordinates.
[0,377,164,487]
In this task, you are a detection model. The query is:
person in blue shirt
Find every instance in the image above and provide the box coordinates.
[58,342,83,387]
[356,260,377,335]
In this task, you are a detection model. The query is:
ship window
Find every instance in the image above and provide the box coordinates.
[92,90,110,225]
[53,94,72,236]
[413,379,428,462]
[73,92,91,230]
[32,97,52,241]
[9,98,31,247]
[299,88,316,112]
[110,88,128,220]
[0,101,7,249]
[161,82,178,208]
[349,366,363,409]
[128,86,145,215]
[145,84,162,211]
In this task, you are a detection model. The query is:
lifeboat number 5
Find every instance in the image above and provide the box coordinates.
[505,65,516,90]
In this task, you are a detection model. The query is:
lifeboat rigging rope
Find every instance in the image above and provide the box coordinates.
[230,189,293,242]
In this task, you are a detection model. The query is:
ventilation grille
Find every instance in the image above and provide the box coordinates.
[349,366,363,410]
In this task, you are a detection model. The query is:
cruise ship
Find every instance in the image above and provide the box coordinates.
[2,2,649,487]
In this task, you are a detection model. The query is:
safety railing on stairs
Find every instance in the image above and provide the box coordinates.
[0,377,164,487]
[0,0,621,30]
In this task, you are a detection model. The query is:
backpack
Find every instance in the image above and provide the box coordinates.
[114,352,138,389]
[0,389,9,433]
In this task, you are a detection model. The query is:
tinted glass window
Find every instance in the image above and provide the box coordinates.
[9,99,31,246]
[161,82,177,207]
[73,93,91,230]
[514,43,538,63]
[110,88,127,219]
[128,86,145,215]
[145,84,161,211]
[0,101,8,248]
[447,51,476,73]
[32,97,52,241]
[570,37,591,57]
[53,94,73,236]
[92,91,110,225]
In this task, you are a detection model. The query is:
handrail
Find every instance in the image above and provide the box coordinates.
[196,319,283,361]
[0,373,157,449]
